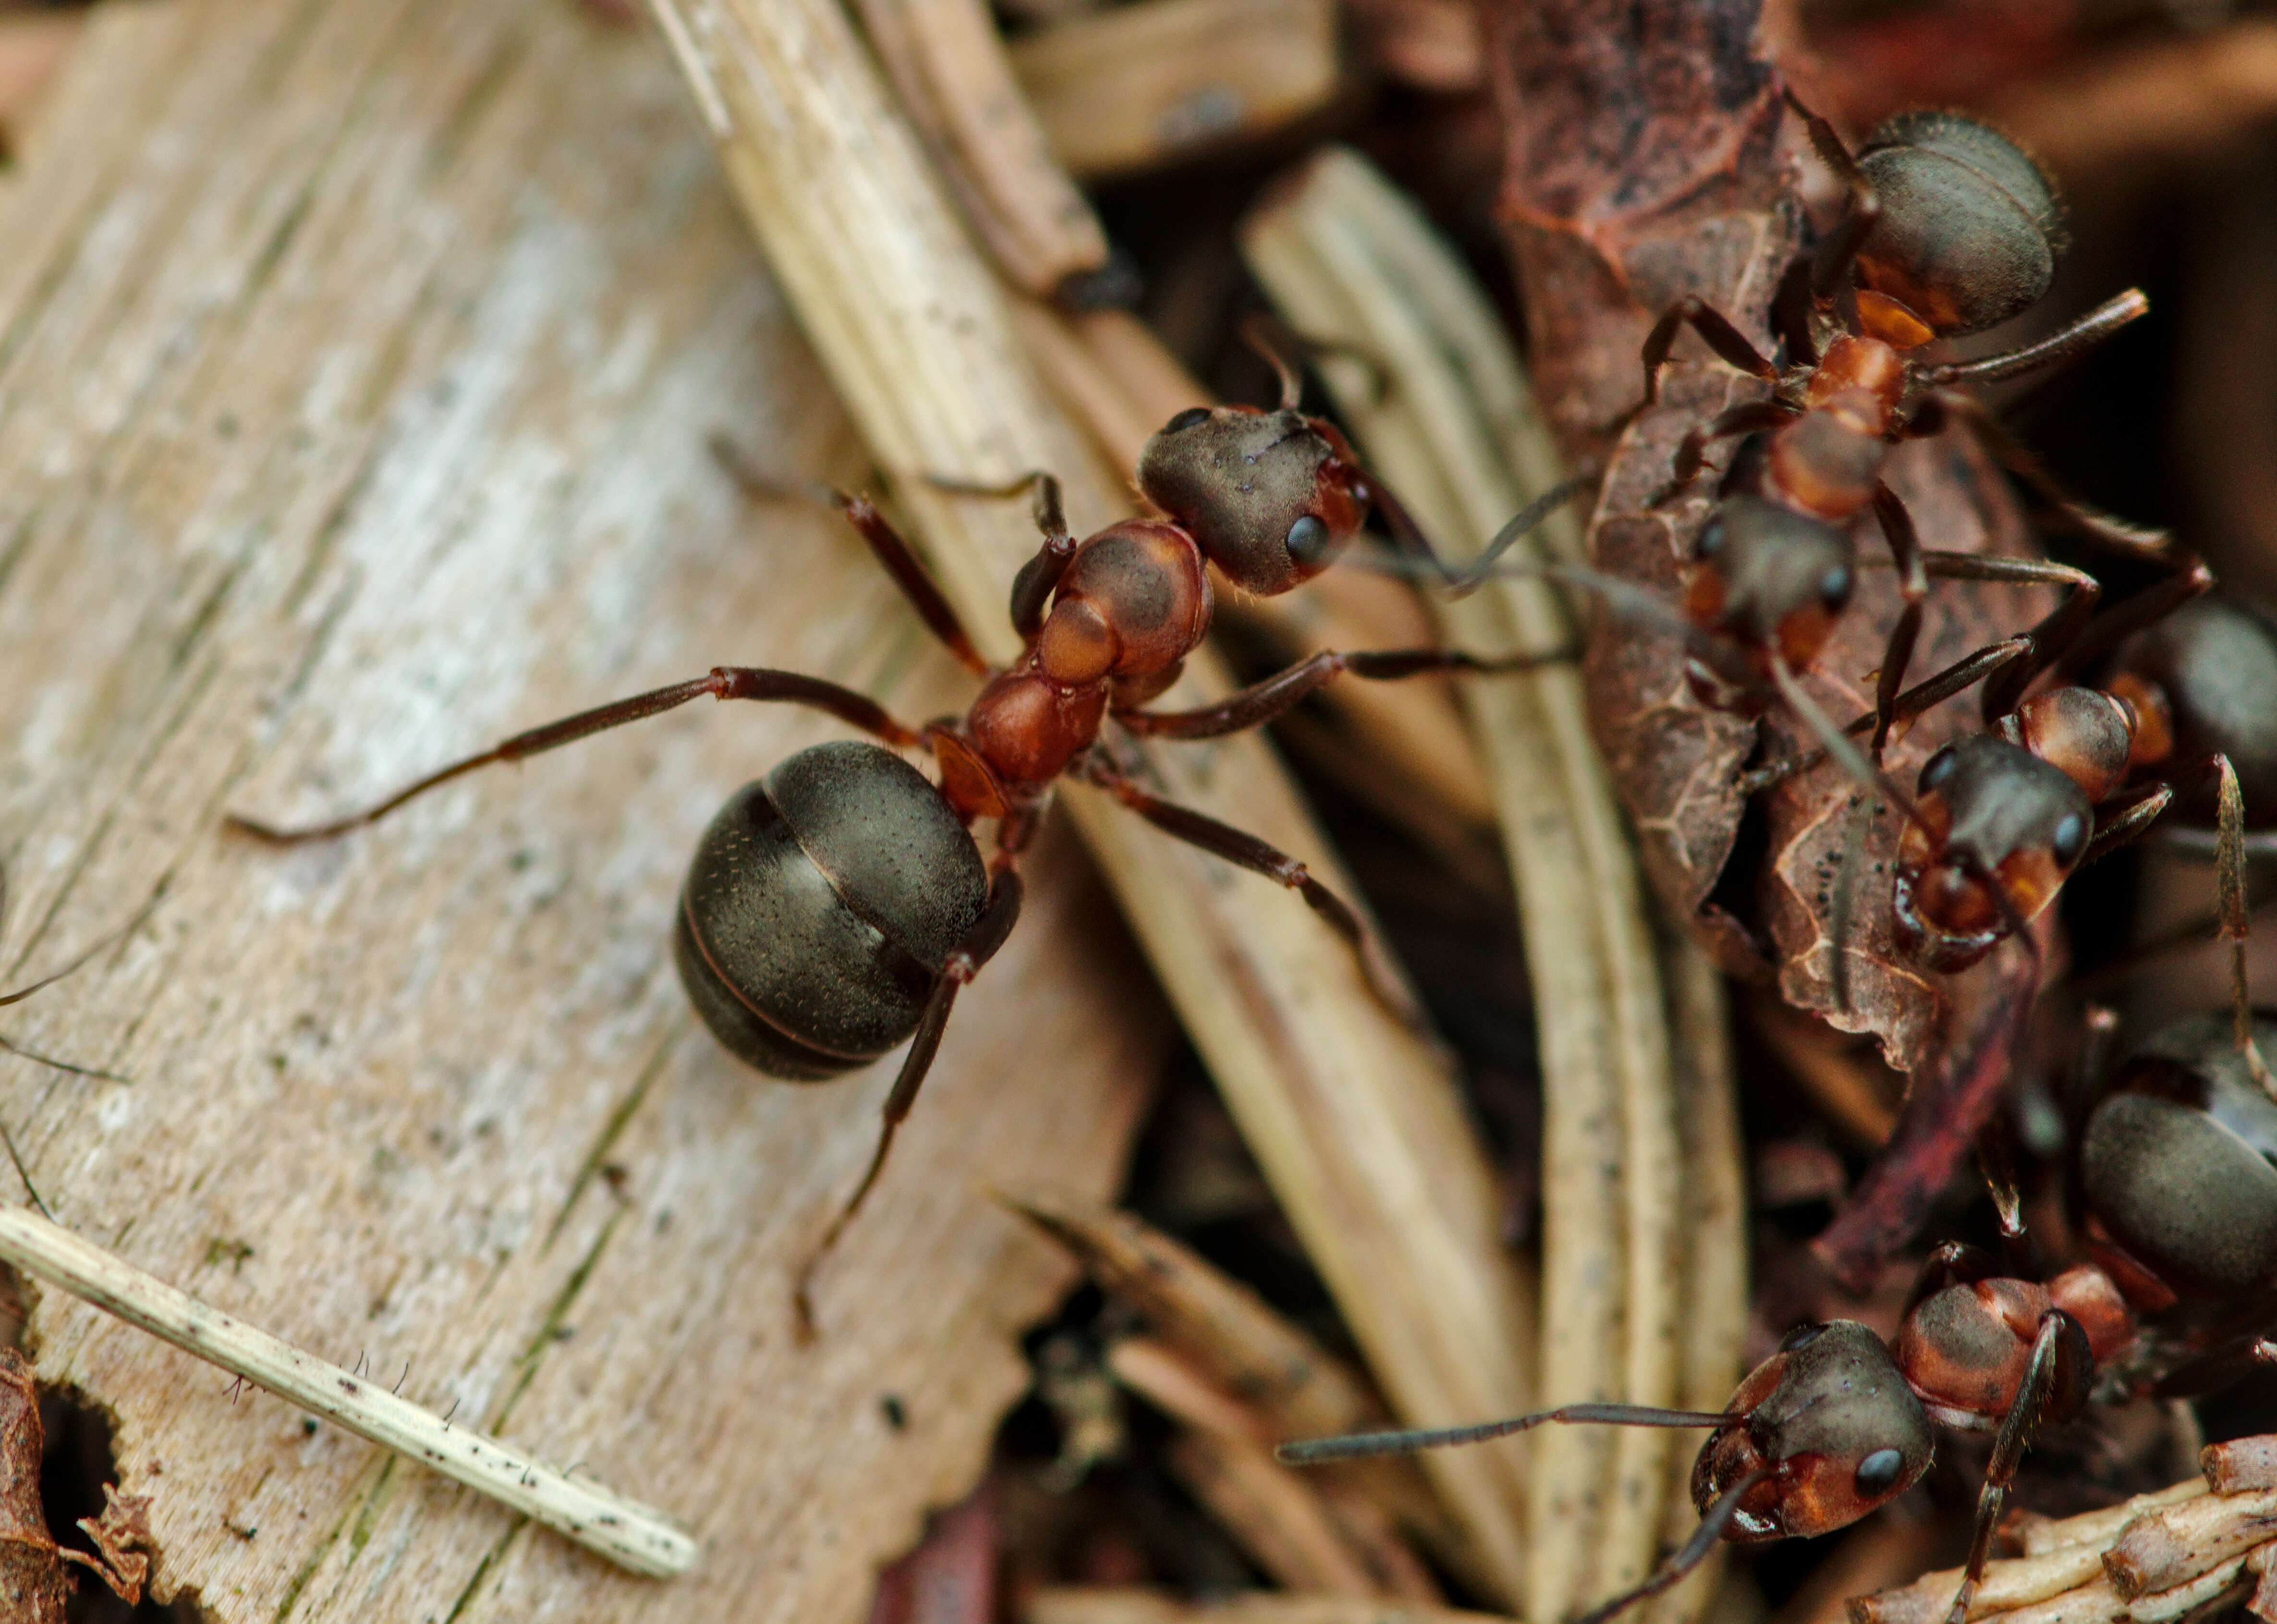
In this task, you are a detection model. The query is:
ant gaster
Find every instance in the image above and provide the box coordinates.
[230,350,1542,1334]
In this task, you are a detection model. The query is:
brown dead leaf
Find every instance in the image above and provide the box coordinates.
[0,1350,70,1624]
[1491,0,2055,1072]
[61,1481,153,1604]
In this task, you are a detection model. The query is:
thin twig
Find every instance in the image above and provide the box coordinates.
[0,1205,695,1577]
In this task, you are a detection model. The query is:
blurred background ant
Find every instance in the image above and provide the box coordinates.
[1279,886,2277,1624]
[229,346,1556,1335]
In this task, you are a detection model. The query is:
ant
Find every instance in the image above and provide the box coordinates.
[1632,97,2170,754]
[1279,841,2273,1624]
[228,345,1552,1334]
[1877,567,2267,1019]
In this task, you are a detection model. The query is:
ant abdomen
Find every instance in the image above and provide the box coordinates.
[1853,111,2064,342]
[2111,595,2277,823]
[672,741,989,1079]
[2081,1012,2277,1299]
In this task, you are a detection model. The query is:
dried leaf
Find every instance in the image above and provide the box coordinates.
[60,1481,153,1604]
[0,1351,70,1624]
[1491,0,2054,1071]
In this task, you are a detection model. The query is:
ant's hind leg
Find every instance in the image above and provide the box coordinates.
[229,668,927,844]
[791,864,1025,1339]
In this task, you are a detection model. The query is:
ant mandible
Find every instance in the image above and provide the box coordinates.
[229,347,1548,1334]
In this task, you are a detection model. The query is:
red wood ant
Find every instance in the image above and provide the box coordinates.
[1632,97,2167,752]
[1281,776,2277,1624]
[1453,101,2169,905]
[228,355,1546,1333]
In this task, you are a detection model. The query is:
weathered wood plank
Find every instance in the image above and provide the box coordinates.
[0,0,1166,1619]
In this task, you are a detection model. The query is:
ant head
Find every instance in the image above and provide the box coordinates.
[1851,112,2064,343]
[1683,496,1855,674]
[1136,405,1365,597]
[1891,735,2091,972]
[2112,595,2277,824]
[1692,1321,1931,1542]
[2081,1011,2277,1299]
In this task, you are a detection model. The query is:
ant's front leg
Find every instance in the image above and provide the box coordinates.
[926,469,1075,644]
[1113,646,1571,741]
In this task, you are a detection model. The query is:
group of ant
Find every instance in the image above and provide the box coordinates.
[7,89,2277,1624]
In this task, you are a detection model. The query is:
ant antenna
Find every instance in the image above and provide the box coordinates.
[1572,1465,1781,1624]
[1275,1401,1737,1465]
[1449,474,1599,596]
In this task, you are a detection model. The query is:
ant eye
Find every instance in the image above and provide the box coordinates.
[1286,514,1331,569]
[1695,517,1726,560]
[1164,407,1213,434]
[2051,810,2089,867]
[1778,1323,1827,1351]
[1854,1448,1907,1496]
[1919,746,1959,794]
[1819,564,1853,606]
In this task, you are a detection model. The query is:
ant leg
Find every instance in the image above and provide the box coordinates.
[792,864,1025,1339]
[2214,757,2277,1099]
[1924,289,2150,389]
[1870,484,1929,758]
[1277,1401,1737,1465]
[1926,389,2170,555]
[1570,1465,1784,1624]
[1084,762,1420,1025]
[1113,645,1573,741]
[229,668,927,843]
[1636,297,1781,410]
[2040,556,2214,685]
[1909,552,2102,720]
[1658,401,1796,505]
[0,872,151,1084]
[1941,1313,2085,1624]
[711,438,994,676]
[1781,89,1881,300]
[1737,636,2033,796]
[928,470,1076,643]
[2080,786,2174,869]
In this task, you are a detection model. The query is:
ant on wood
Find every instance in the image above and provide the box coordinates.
[229,342,1553,1334]
[1282,818,2277,1624]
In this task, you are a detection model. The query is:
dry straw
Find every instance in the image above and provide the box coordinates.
[0,1206,695,1577]
[1240,146,1744,1624]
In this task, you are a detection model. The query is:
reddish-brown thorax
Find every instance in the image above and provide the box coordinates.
[1892,1266,2135,1430]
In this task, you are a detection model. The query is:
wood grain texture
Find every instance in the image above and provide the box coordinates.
[0,1,1166,1619]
